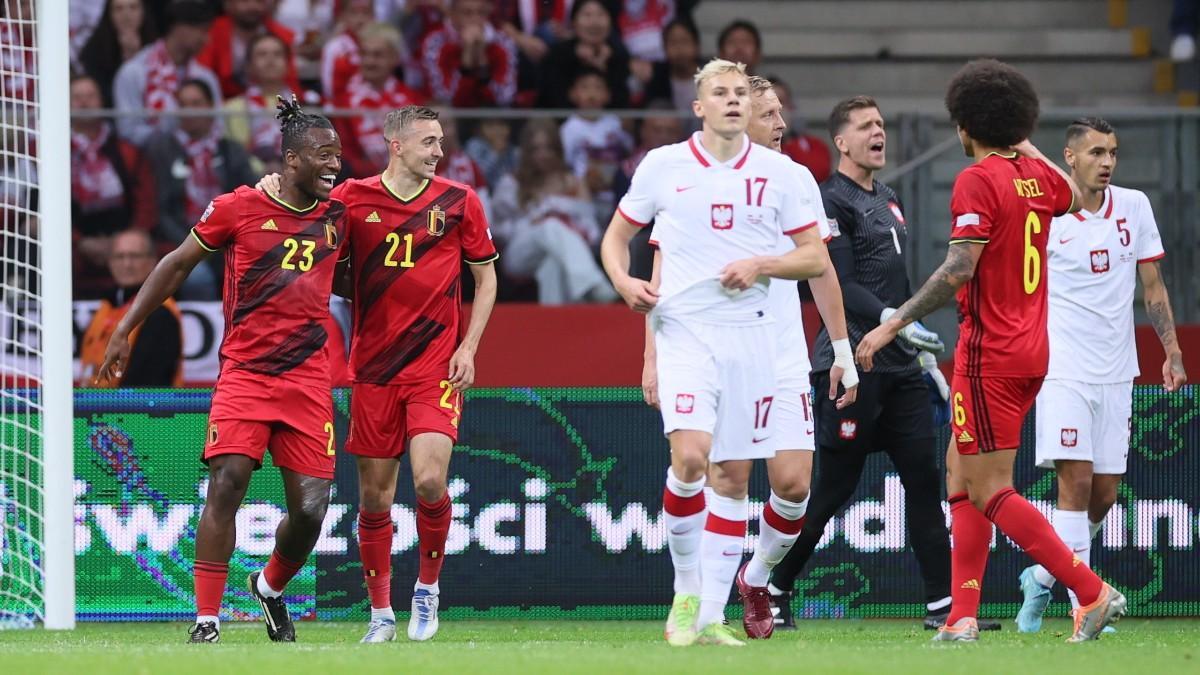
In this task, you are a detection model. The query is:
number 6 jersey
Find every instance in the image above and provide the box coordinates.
[947,153,1074,378]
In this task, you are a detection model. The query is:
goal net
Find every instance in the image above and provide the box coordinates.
[0,0,74,629]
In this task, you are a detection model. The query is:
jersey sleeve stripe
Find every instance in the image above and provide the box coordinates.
[782,221,817,235]
[617,206,650,228]
[822,235,833,244]
[1137,252,1165,264]
[465,252,500,265]
[190,228,218,252]
[648,238,659,248]
[949,237,989,245]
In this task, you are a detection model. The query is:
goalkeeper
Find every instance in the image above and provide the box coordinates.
[769,96,998,631]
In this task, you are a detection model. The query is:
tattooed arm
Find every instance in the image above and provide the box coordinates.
[854,241,983,370]
[1138,259,1187,391]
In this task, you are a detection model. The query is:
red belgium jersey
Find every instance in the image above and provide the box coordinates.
[332,175,498,385]
[948,153,1074,378]
[191,186,348,382]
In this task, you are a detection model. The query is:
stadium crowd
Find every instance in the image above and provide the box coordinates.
[57,0,834,303]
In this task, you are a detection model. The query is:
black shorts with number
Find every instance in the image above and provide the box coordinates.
[813,369,935,452]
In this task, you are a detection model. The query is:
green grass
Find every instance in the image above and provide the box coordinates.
[1,620,1197,674]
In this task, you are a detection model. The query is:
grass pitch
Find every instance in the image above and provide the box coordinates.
[1,619,1197,674]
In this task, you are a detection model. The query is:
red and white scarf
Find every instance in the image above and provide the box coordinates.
[71,123,126,212]
[174,126,223,224]
[143,40,184,111]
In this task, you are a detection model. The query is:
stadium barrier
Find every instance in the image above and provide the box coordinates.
[61,385,1199,622]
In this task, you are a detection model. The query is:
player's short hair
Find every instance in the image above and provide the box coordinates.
[693,58,747,92]
[358,21,405,53]
[383,105,440,140]
[276,95,335,155]
[165,0,215,29]
[747,75,774,96]
[827,95,880,141]
[717,20,761,54]
[1066,117,1116,144]
[944,59,1039,148]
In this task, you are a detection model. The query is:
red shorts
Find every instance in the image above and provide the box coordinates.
[950,374,1042,454]
[346,379,463,458]
[204,369,336,479]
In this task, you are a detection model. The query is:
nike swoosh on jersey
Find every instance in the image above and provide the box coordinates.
[675,185,695,192]
[752,437,769,444]
[1058,237,1075,244]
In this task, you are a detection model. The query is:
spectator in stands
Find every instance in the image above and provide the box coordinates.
[320,0,375,102]
[1171,0,1200,62]
[419,0,518,106]
[335,22,426,178]
[644,18,701,116]
[493,119,616,305]
[78,229,184,388]
[113,0,220,146]
[771,78,832,182]
[465,117,518,189]
[272,0,337,86]
[144,78,255,299]
[612,99,683,281]
[70,0,107,70]
[538,0,632,109]
[71,75,157,300]
[618,0,675,62]
[79,0,160,106]
[717,19,762,74]
[561,67,633,223]
[196,0,300,98]
[224,33,318,175]
[436,114,488,191]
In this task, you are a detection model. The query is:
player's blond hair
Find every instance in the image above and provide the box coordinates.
[383,105,439,140]
[693,58,748,92]
[747,75,774,95]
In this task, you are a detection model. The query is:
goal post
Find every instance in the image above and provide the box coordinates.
[37,0,76,630]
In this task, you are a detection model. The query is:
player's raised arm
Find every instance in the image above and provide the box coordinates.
[97,235,211,383]
[855,241,982,371]
[1014,139,1082,214]
[601,210,660,312]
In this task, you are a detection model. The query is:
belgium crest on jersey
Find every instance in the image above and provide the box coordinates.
[427,204,446,236]
[324,220,338,249]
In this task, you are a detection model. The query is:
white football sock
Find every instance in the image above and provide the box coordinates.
[743,492,808,587]
[1040,509,1091,607]
[663,468,706,596]
[257,571,282,599]
[414,580,439,595]
[195,614,220,628]
[371,606,396,622]
[697,492,747,629]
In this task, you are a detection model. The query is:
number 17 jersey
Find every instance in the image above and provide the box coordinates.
[948,153,1073,378]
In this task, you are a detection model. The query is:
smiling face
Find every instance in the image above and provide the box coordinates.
[835,106,886,171]
[392,119,444,180]
[693,70,750,138]
[1065,128,1118,193]
[286,127,343,200]
[748,87,786,150]
[573,0,611,47]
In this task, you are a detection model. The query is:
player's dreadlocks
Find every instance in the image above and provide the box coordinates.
[276,95,334,155]
[944,58,1039,149]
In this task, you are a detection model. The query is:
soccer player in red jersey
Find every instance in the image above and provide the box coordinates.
[333,106,498,643]
[856,60,1126,643]
[98,99,347,645]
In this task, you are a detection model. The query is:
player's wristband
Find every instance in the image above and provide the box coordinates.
[831,338,859,389]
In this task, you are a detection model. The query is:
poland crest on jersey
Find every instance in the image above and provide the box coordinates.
[839,419,858,440]
[711,203,733,230]
[1061,428,1078,447]
[1090,249,1110,274]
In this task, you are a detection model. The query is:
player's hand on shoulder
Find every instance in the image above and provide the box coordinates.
[718,257,762,291]
[448,346,476,391]
[255,173,282,197]
[615,276,659,313]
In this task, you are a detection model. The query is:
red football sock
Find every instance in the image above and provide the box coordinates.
[358,510,394,609]
[985,487,1103,606]
[194,560,229,617]
[416,493,452,586]
[263,549,305,593]
[946,492,991,625]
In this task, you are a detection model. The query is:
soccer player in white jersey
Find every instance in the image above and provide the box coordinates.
[600,58,858,647]
[1016,117,1187,632]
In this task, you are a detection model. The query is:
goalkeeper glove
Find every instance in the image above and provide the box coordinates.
[918,351,951,427]
[881,307,945,353]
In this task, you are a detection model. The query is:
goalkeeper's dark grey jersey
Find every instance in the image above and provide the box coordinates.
[810,172,919,374]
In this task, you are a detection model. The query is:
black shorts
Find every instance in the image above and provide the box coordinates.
[813,369,935,452]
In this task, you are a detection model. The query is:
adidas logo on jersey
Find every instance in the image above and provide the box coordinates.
[957,430,974,444]
[366,211,382,223]
[960,579,981,590]
[261,219,278,231]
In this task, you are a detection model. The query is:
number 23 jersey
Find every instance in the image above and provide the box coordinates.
[948,153,1073,378]
[332,175,498,385]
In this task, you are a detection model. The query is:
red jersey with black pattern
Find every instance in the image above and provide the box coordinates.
[191,186,348,382]
[332,175,498,385]
[948,153,1074,378]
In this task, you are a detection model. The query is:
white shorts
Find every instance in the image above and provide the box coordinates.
[1035,379,1133,474]
[772,347,815,452]
[654,317,778,463]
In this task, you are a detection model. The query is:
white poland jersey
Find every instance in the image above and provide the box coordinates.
[618,132,820,324]
[1046,184,1164,383]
